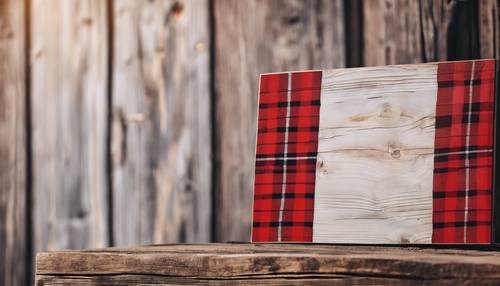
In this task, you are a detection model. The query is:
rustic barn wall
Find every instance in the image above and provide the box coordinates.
[0,0,27,285]
[363,0,499,65]
[0,0,498,284]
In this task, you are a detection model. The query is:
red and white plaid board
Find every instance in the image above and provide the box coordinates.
[252,59,496,244]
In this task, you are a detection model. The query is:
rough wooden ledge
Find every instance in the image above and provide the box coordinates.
[36,243,500,285]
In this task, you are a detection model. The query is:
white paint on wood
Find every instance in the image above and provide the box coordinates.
[35,243,500,285]
[479,0,499,59]
[363,0,455,65]
[313,64,438,244]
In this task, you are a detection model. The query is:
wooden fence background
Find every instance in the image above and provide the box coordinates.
[0,0,498,284]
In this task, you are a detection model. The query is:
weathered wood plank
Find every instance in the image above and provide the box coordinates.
[419,0,454,62]
[111,0,211,245]
[34,276,431,286]
[35,244,500,285]
[363,0,421,65]
[31,0,109,252]
[0,0,27,285]
[214,0,346,242]
[363,0,455,65]
[314,65,437,243]
[479,0,499,59]
[35,275,477,286]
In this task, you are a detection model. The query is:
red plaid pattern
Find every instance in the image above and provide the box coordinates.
[432,59,496,243]
[252,71,322,242]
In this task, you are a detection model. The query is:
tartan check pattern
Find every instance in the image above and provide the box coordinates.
[252,71,322,242]
[432,59,496,243]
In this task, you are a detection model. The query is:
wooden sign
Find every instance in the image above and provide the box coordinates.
[251,59,497,244]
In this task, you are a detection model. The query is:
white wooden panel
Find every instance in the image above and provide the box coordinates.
[313,64,438,243]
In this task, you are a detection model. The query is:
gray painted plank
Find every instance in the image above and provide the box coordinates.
[479,0,499,59]
[0,0,27,285]
[111,0,211,245]
[31,0,109,252]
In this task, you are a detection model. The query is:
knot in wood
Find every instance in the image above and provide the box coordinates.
[379,102,393,119]
[318,160,324,168]
[391,149,401,158]
[316,159,328,175]
[388,143,401,159]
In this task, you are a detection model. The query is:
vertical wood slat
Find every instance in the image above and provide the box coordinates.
[0,0,27,285]
[0,1,498,282]
[479,0,499,59]
[111,0,211,245]
[31,0,109,252]
[363,0,456,66]
[445,0,480,60]
[213,0,345,242]
[362,0,493,65]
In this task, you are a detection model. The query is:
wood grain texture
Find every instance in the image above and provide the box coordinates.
[479,0,499,59]
[35,243,500,285]
[0,0,26,285]
[314,64,438,243]
[34,275,431,286]
[214,0,345,242]
[31,0,109,252]
[363,0,454,65]
[111,0,211,245]
[363,0,497,64]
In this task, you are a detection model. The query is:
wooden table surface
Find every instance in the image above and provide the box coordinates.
[36,243,500,285]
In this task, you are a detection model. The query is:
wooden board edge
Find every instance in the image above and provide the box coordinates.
[33,274,500,286]
[493,59,500,244]
[258,59,495,77]
[34,247,500,281]
[249,73,262,243]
